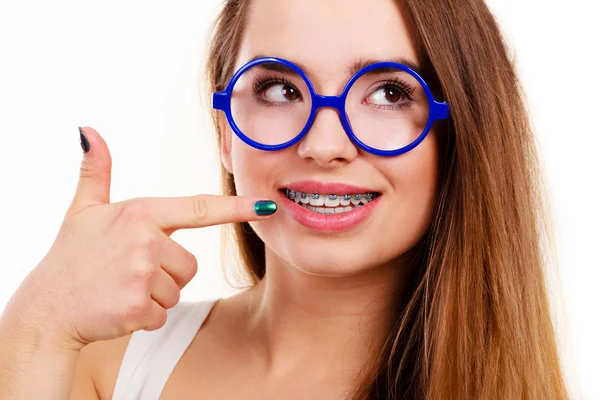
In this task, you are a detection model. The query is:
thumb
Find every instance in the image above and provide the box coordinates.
[69,126,113,212]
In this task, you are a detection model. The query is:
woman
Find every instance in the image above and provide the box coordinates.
[0,0,570,398]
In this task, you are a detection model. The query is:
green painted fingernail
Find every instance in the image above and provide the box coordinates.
[254,200,277,216]
[79,126,90,153]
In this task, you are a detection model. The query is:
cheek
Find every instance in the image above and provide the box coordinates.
[381,130,440,247]
[399,137,439,200]
[230,138,280,197]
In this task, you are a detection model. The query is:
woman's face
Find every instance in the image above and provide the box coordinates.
[220,0,442,277]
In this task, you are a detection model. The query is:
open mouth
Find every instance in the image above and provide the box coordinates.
[279,188,381,215]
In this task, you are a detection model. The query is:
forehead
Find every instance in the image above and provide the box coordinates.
[236,0,420,81]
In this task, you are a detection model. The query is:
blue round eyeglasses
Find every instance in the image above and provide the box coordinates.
[212,57,450,157]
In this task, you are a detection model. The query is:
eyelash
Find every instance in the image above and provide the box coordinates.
[253,75,300,101]
[369,78,415,109]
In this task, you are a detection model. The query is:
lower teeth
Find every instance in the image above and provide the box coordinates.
[300,203,362,215]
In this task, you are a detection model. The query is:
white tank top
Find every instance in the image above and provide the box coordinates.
[111,299,218,400]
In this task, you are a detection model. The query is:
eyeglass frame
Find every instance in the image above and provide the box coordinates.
[212,56,450,157]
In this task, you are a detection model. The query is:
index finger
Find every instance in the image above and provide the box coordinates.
[137,194,278,233]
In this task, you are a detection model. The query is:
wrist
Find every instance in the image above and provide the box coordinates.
[1,283,85,353]
[1,310,83,356]
[0,306,81,400]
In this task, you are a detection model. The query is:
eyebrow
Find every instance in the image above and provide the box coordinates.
[248,54,422,78]
[348,58,422,76]
[251,59,297,74]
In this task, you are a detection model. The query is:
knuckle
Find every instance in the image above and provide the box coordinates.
[184,253,198,282]
[144,308,167,332]
[129,225,162,258]
[117,201,148,224]
[153,309,168,330]
[191,196,209,224]
[136,230,160,253]
[165,288,180,309]
[78,157,94,177]
[125,296,153,321]
[133,261,159,281]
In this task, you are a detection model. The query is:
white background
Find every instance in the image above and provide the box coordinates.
[0,1,598,398]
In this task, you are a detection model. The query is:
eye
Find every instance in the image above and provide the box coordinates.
[362,78,415,110]
[365,85,407,106]
[253,77,303,104]
[264,84,301,102]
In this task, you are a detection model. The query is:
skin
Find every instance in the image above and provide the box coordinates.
[162,0,443,398]
[0,0,443,399]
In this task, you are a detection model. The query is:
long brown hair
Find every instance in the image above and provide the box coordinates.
[203,0,570,398]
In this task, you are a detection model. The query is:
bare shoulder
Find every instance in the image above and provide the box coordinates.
[70,334,132,400]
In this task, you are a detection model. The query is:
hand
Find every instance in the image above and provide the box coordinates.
[5,126,276,351]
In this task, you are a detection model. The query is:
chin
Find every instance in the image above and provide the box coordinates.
[291,258,370,278]
[279,241,395,278]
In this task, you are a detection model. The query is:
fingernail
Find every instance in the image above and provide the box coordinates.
[254,200,277,216]
[79,126,90,153]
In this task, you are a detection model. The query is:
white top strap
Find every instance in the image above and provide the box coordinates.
[111,299,217,400]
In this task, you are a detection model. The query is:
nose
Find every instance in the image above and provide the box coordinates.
[296,105,358,168]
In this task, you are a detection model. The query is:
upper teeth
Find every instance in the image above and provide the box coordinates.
[283,189,378,207]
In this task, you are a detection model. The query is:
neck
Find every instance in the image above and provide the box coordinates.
[243,249,411,381]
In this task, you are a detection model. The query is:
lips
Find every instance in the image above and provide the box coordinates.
[277,189,382,232]
[275,180,383,232]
